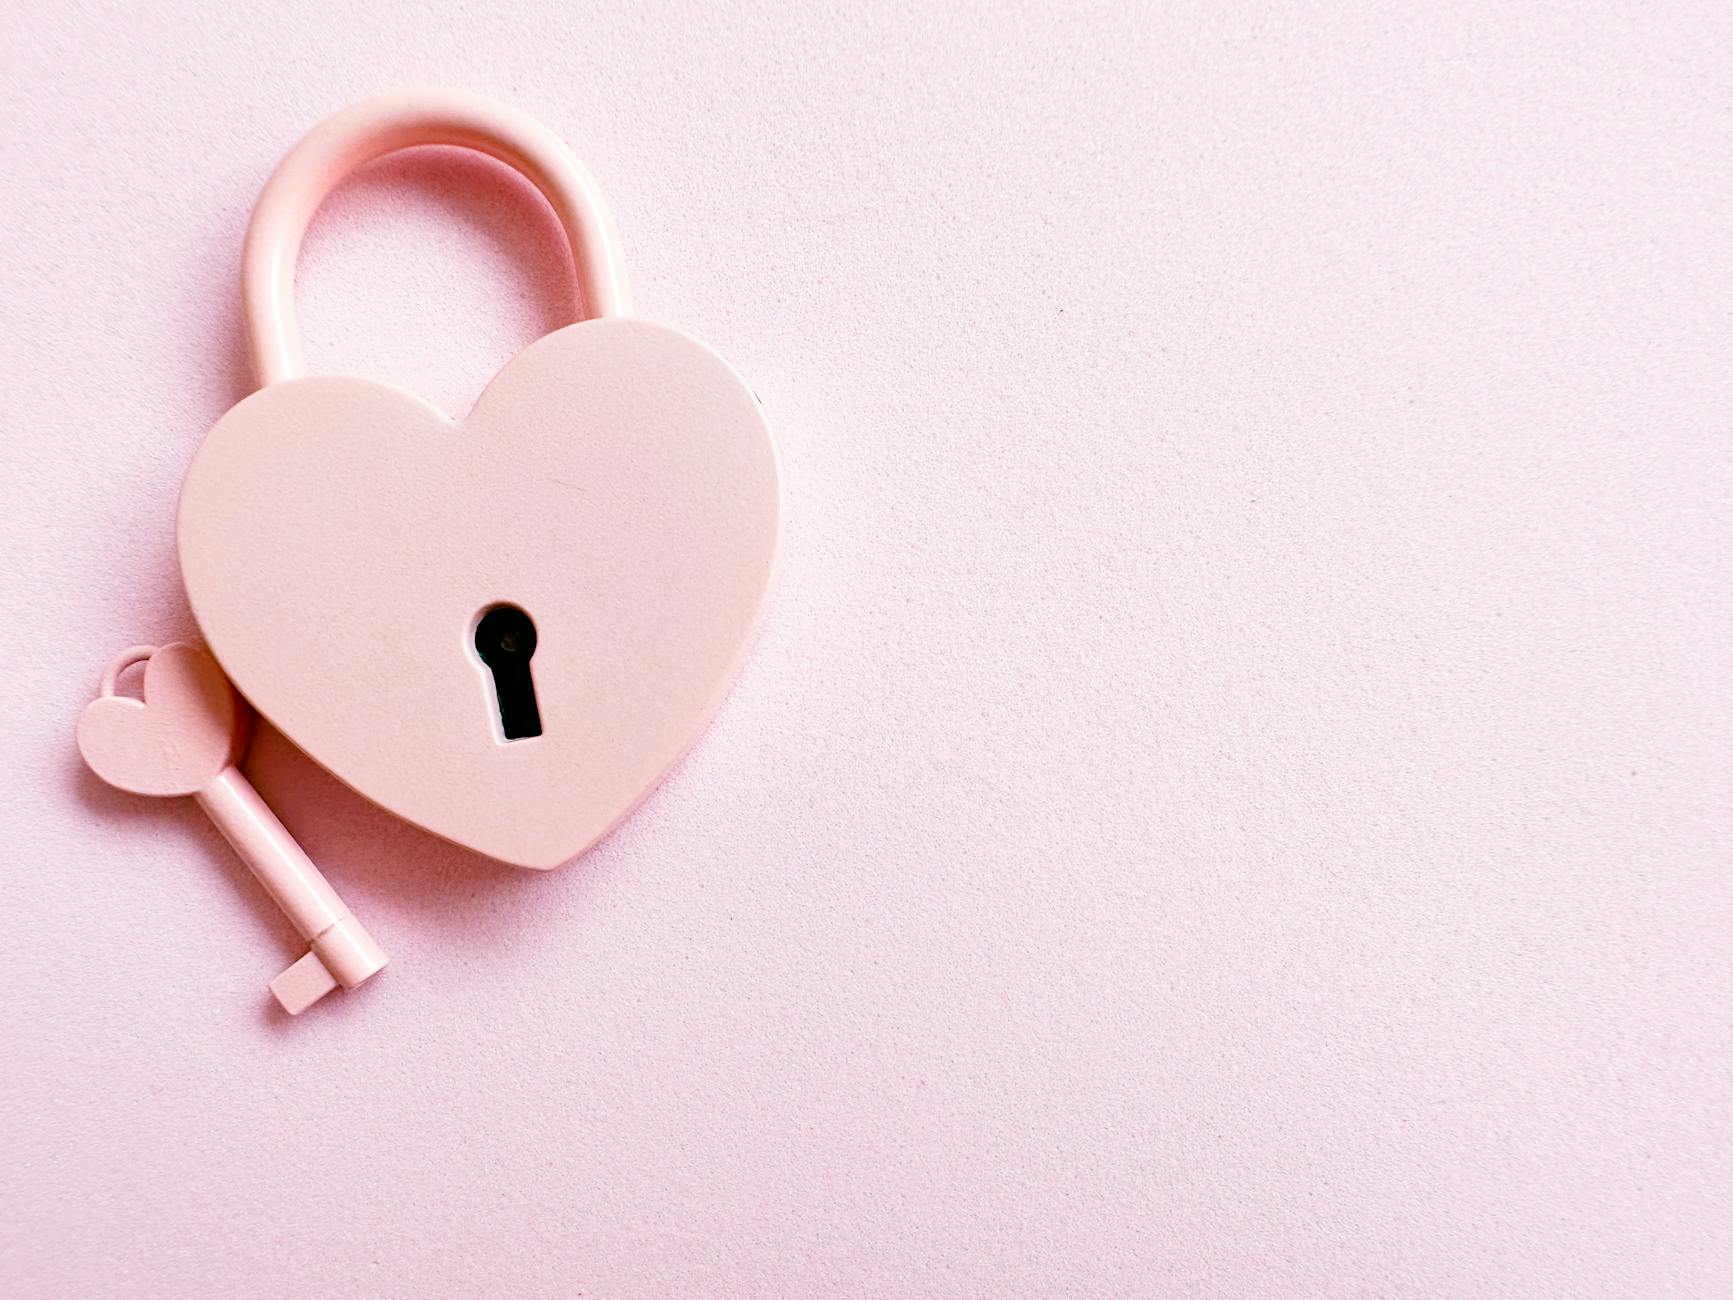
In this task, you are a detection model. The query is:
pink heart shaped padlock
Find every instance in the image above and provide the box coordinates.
[177,90,781,870]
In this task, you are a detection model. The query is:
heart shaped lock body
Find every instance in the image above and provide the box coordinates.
[179,317,779,868]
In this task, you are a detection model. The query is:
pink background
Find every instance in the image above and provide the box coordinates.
[3,2,1730,1296]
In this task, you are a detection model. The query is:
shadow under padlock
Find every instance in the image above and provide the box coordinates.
[78,88,782,1014]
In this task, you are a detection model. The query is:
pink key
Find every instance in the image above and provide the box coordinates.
[77,642,387,1014]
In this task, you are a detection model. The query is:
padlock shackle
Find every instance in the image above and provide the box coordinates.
[242,89,632,387]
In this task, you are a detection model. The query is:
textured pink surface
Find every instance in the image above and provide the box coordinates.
[3,3,1730,1297]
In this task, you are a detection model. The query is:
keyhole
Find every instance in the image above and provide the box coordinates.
[474,605,543,740]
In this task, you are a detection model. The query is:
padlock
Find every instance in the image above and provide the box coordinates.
[177,90,781,870]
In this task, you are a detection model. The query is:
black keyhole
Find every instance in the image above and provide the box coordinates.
[475,605,543,740]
